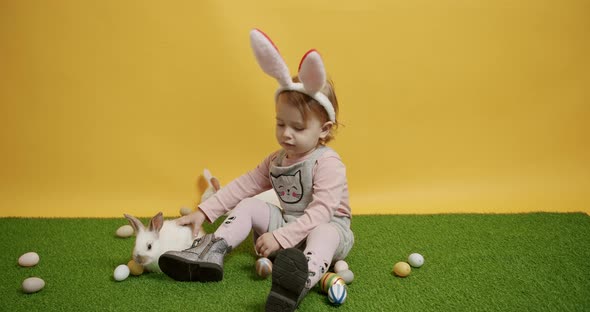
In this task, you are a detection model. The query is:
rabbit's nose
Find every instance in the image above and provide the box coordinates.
[135,255,148,265]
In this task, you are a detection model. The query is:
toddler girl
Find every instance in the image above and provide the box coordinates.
[159,29,354,312]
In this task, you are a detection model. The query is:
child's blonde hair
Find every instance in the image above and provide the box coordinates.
[279,77,339,144]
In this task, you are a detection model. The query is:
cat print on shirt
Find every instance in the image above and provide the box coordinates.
[271,170,304,204]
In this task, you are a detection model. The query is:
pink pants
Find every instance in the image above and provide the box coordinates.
[214,197,340,289]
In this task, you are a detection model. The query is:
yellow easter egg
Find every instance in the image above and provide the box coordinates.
[393,261,411,277]
[127,259,144,276]
[179,207,192,216]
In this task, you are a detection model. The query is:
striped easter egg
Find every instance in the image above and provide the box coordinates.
[328,283,347,305]
[320,272,346,293]
[255,257,272,278]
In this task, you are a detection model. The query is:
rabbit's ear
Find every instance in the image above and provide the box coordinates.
[203,169,213,187]
[250,29,292,87]
[148,212,164,233]
[298,49,326,94]
[203,169,221,192]
[124,214,144,234]
[210,177,221,192]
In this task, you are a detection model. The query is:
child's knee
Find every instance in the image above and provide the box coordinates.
[222,199,260,227]
[234,197,264,212]
[309,223,339,241]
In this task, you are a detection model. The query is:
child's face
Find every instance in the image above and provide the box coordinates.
[275,93,331,159]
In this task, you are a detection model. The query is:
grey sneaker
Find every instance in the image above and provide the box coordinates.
[265,248,309,312]
[158,234,231,282]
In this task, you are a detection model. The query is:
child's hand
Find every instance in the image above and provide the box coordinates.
[176,209,206,237]
[255,233,281,258]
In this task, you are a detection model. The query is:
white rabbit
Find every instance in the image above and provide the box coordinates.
[122,169,278,273]
[124,212,205,272]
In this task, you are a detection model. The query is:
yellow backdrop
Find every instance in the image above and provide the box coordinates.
[1,0,588,217]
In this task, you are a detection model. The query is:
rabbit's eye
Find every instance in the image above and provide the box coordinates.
[147,244,152,250]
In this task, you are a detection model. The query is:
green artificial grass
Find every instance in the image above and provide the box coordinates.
[2,213,590,311]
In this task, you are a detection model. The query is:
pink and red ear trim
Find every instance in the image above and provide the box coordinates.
[254,28,281,54]
[298,49,319,72]
[250,28,292,87]
[297,49,327,95]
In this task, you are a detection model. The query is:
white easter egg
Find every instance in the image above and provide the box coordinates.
[22,277,45,294]
[180,207,192,216]
[18,252,40,267]
[408,253,425,268]
[334,260,349,273]
[115,225,134,238]
[113,264,130,281]
[338,269,355,284]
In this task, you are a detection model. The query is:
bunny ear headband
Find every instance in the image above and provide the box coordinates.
[250,29,336,122]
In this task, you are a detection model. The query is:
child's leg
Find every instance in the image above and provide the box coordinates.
[265,224,340,312]
[158,197,270,282]
[303,223,340,289]
[214,197,271,248]
[266,248,308,312]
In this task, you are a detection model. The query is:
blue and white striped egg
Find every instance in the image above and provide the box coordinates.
[328,283,347,305]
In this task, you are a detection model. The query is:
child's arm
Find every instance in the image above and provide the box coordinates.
[272,151,350,248]
[198,151,278,223]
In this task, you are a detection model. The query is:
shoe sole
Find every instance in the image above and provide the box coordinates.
[265,248,308,312]
[158,254,223,282]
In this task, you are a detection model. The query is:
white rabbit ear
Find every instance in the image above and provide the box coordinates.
[203,169,213,187]
[124,214,144,234]
[148,212,164,233]
[250,29,292,87]
[298,49,326,94]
